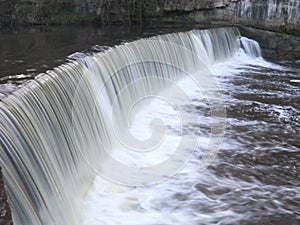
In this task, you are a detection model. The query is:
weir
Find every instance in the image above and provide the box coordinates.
[0,27,259,225]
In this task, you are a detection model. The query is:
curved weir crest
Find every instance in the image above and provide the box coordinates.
[0,27,260,225]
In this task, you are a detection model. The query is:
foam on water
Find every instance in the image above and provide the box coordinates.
[79,38,284,225]
[0,27,239,225]
[80,79,208,224]
[1,26,294,225]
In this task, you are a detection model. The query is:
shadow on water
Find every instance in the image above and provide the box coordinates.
[0,24,200,80]
[0,24,201,99]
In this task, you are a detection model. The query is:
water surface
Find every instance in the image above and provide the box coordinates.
[0,25,299,225]
[80,47,300,225]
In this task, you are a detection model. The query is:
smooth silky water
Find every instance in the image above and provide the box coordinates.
[0,26,299,225]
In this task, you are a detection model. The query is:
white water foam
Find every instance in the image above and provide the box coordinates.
[80,44,286,225]
[80,78,209,225]
[3,27,289,225]
[0,27,236,225]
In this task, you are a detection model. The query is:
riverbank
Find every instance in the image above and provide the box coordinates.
[0,24,300,225]
[0,1,299,224]
[1,0,299,36]
[1,0,299,61]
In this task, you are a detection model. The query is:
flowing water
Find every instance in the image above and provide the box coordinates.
[80,34,300,225]
[0,24,197,98]
[0,25,299,225]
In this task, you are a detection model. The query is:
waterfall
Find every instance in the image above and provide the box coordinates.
[0,27,259,225]
[240,36,262,58]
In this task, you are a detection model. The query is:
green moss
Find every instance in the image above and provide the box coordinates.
[51,13,97,24]
[143,5,158,17]
[0,0,16,24]
[294,46,300,52]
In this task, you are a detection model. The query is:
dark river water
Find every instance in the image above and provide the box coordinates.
[0,24,199,98]
[0,24,299,224]
[0,24,199,79]
[209,59,300,224]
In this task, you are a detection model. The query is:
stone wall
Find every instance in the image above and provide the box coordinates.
[0,0,160,25]
[0,1,299,60]
[233,0,300,30]
[238,25,300,61]
[186,0,300,61]
[163,0,230,11]
[189,0,300,35]
[0,0,80,25]
[0,0,299,34]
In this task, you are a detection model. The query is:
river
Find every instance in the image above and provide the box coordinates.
[0,24,299,225]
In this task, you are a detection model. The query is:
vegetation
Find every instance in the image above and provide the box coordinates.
[0,0,299,37]
[0,0,163,26]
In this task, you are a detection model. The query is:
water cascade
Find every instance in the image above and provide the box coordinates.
[240,37,262,58]
[0,27,260,225]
